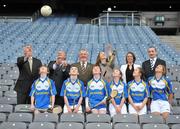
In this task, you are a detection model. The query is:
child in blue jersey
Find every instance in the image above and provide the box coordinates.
[30,65,57,114]
[148,64,173,119]
[60,66,85,113]
[86,65,108,114]
[128,67,149,115]
[108,68,128,117]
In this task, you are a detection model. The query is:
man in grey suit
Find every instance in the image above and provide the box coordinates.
[71,49,93,87]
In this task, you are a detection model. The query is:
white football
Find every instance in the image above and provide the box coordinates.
[40,5,52,17]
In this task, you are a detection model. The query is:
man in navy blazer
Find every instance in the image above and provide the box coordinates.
[142,46,166,81]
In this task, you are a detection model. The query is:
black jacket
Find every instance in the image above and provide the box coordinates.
[14,56,42,93]
[142,58,166,80]
[48,61,70,94]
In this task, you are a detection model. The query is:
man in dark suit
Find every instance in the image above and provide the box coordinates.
[48,51,70,108]
[14,45,42,104]
[142,46,166,81]
[71,49,93,87]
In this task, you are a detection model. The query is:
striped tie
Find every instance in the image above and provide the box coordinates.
[150,59,154,70]
[81,62,86,73]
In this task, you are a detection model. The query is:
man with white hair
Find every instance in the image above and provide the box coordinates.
[71,49,93,87]
[14,45,42,104]
[48,51,70,109]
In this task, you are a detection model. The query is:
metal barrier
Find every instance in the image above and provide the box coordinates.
[91,11,147,26]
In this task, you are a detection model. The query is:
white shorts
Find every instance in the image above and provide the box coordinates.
[151,100,170,113]
[91,108,106,112]
[63,105,82,113]
[129,103,147,115]
[109,103,127,117]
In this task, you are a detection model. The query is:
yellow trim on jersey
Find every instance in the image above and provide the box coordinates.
[149,77,171,99]
[64,78,82,97]
[128,81,134,94]
[142,80,148,96]
[33,78,53,105]
[86,79,93,95]
[101,79,108,98]
[128,80,147,94]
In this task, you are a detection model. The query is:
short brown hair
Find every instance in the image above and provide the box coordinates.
[39,65,49,73]
[93,64,102,72]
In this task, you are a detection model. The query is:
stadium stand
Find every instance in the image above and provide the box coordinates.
[0,15,180,129]
[0,122,27,129]
[112,114,139,124]
[159,36,180,51]
[143,124,169,129]
[29,122,55,129]
[57,122,84,129]
[139,114,164,124]
[114,123,141,129]
[86,114,111,123]
[60,113,84,123]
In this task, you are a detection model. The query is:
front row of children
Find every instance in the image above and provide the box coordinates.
[30,64,173,120]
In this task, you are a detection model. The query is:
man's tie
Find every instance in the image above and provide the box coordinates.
[150,59,154,70]
[28,58,33,72]
[81,62,86,73]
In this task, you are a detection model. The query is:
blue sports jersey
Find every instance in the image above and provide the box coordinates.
[86,78,108,109]
[108,80,128,105]
[60,78,86,106]
[29,77,57,109]
[148,76,173,101]
[128,80,149,103]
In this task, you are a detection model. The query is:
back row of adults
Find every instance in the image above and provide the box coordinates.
[14,45,167,114]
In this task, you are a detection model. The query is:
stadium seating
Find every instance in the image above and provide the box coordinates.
[29,122,55,129]
[139,114,164,124]
[86,114,111,123]
[114,123,141,129]
[172,124,180,129]
[0,16,180,129]
[112,114,138,124]
[57,123,84,129]
[60,113,84,123]
[143,124,169,129]
[86,123,112,129]
[0,122,27,129]
[34,113,59,123]
[0,113,6,122]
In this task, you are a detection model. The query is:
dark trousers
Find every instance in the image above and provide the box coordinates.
[55,95,64,109]
[17,92,30,104]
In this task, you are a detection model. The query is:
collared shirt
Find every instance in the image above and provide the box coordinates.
[150,57,157,67]
[80,61,87,68]
[60,78,85,106]
[28,57,33,71]
[53,63,66,72]
[128,80,149,103]
[148,76,173,101]
[53,63,62,70]
[29,77,57,109]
